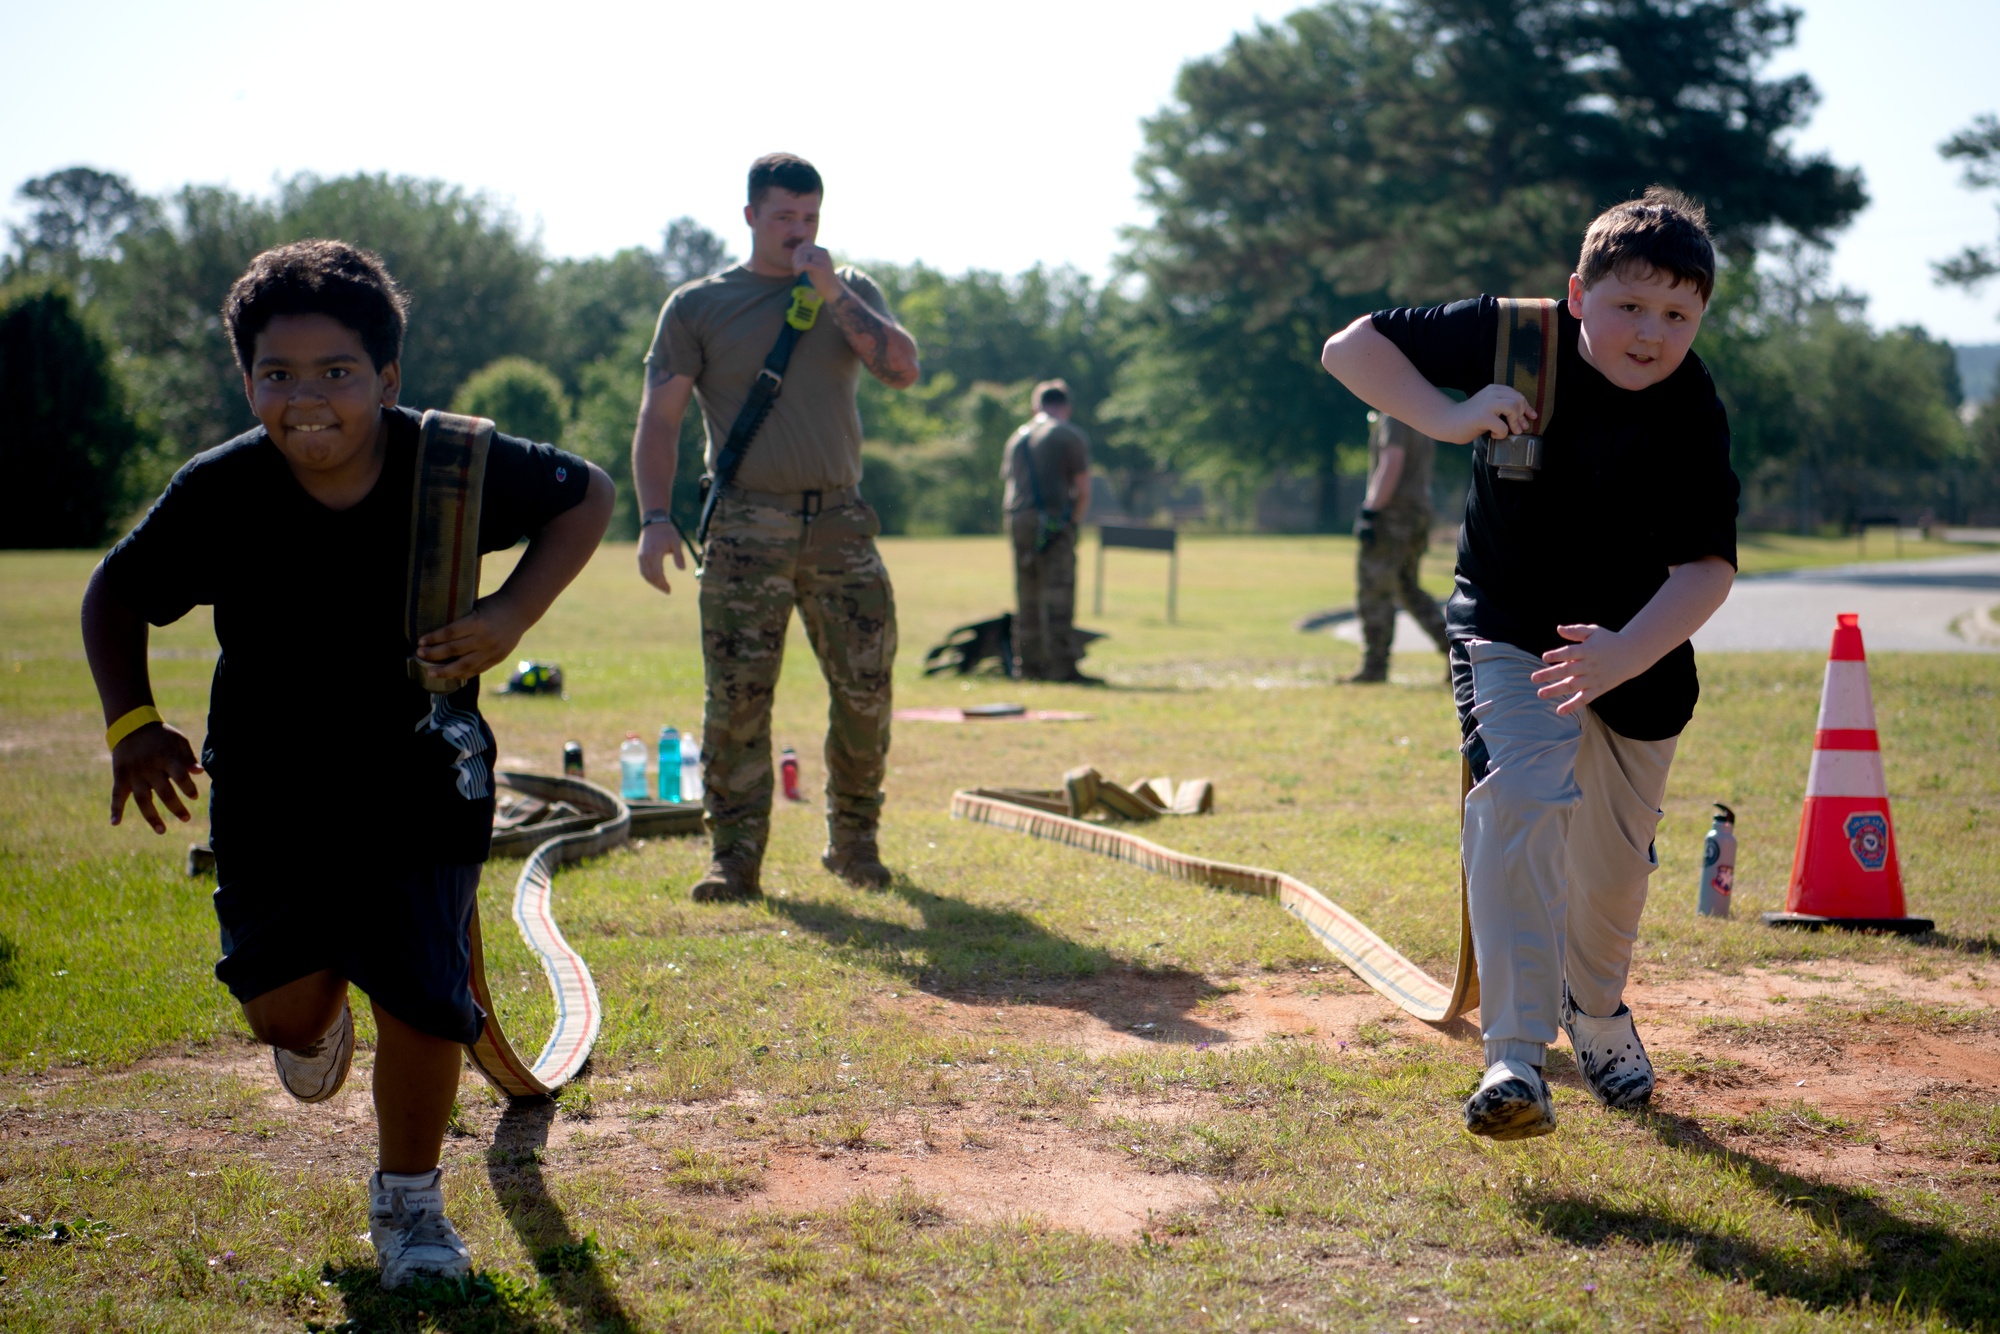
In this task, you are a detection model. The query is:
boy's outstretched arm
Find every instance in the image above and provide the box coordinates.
[1529,557,1735,715]
[415,462,616,682]
[81,563,202,832]
[1321,316,1539,444]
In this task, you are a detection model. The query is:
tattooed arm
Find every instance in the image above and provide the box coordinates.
[792,243,921,389]
[632,362,695,594]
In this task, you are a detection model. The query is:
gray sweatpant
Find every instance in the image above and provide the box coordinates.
[1453,640,1676,1068]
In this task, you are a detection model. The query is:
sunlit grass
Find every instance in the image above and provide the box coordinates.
[3,535,1998,1331]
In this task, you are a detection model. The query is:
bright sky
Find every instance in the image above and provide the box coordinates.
[6,0,1997,343]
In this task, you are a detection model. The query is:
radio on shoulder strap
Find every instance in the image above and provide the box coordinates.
[1490,297,1559,481]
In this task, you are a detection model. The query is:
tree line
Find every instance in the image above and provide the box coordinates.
[4,0,1995,548]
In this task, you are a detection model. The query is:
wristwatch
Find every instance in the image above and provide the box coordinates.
[641,508,673,528]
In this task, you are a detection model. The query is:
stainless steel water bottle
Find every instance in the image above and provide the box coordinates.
[1698,803,1736,918]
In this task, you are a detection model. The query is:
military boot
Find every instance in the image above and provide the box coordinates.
[822,838,892,890]
[690,849,762,903]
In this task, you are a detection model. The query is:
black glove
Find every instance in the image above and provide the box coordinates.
[1355,508,1382,546]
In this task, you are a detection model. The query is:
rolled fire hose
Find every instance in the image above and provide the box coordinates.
[950,763,1479,1025]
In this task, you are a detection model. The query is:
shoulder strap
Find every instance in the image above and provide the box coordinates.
[405,409,494,693]
[1489,298,1559,480]
[692,278,823,550]
[1492,297,1559,435]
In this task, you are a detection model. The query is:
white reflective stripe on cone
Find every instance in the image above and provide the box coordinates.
[1805,749,1888,798]
[1815,661,1877,731]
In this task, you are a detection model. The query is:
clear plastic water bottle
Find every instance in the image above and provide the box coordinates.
[657,725,681,802]
[680,725,702,801]
[781,745,801,802]
[619,732,647,801]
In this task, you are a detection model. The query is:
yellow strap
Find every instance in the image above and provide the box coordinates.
[105,705,163,751]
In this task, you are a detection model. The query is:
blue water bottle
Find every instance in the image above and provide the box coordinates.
[619,732,647,801]
[657,725,681,802]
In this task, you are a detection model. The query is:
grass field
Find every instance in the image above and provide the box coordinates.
[2,532,1997,1332]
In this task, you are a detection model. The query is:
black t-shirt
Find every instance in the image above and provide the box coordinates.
[1371,296,1738,740]
[103,406,590,866]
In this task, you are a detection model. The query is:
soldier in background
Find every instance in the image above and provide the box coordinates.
[632,153,920,900]
[1350,411,1450,683]
[1001,380,1095,682]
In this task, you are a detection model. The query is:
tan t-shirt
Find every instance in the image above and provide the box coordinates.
[645,264,892,493]
[1001,416,1090,515]
[1369,414,1436,515]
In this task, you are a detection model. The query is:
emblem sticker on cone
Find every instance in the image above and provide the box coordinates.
[1845,812,1889,872]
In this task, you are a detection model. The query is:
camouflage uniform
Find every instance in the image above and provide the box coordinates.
[1008,512,1079,679]
[1356,416,1450,679]
[698,492,896,861]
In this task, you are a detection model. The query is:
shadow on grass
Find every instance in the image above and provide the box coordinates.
[772,879,1236,1045]
[1520,1110,1999,1326]
[1916,929,2000,957]
[318,1100,637,1332]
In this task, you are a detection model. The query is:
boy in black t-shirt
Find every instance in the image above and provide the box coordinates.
[81,241,613,1283]
[1320,188,1739,1141]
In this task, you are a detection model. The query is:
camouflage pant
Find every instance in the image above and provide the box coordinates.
[1357,507,1449,673]
[698,494,897,858]
[1009,513,1078,678]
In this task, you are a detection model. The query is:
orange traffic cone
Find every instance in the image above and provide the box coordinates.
[1763,613,1932,934]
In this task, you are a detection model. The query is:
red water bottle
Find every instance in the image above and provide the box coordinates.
[780,746,802,802]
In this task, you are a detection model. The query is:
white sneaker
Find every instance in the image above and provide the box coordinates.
[368,1168,472,1289]
[1562,989,1655,1110]
[1464,1058,1557,1141]
[273,1002,353,1103]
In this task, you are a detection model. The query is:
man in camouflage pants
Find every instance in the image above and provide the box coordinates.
[630,154,920,901]
[1351,411,1450,683]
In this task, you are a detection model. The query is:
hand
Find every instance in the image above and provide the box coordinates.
[1530,624,1648,716]
[1437,383,1538,444]
[790,242,840,297]
[637,521,687,594]
[1354,508,1381,546]
[415,596,529,683]
[111,723,203,834]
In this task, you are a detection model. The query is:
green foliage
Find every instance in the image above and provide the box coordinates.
[450,355,571,444]
[561,322,705,541]
[1120,0,1868,487]
[1695,247,1968,508]
[1935,113,2000,301]
[0,281,155,548]
[3,167,154,294]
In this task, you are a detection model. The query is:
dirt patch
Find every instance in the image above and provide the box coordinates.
[874,969,1474,1056]
[6,957,1994,1224]
[743,1120,1211,1237]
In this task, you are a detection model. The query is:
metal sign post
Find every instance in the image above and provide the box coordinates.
[1094,524,1178,623]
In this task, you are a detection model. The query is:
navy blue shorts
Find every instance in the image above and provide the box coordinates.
[212,858,487,1045]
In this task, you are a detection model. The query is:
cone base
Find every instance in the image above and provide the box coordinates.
[1761,911,1933,936]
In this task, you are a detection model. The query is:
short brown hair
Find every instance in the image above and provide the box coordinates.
[223,239,408,374]
[1577,186,1716,304]
[1033,379,1070,410]
[748,153,823,209]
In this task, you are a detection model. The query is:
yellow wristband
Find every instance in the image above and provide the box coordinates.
[106,705,164,751]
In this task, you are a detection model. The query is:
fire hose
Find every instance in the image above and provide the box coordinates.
[950,765,1479,1025]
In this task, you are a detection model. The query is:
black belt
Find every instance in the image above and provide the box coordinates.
[725,484,860,517]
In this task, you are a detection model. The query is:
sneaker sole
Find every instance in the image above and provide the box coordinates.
[275,1007,353,1104]
[1465,1090,1557,1141]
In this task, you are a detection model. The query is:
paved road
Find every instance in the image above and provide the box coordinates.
[1325,552,2000,654]
[1694,553,2000,652]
